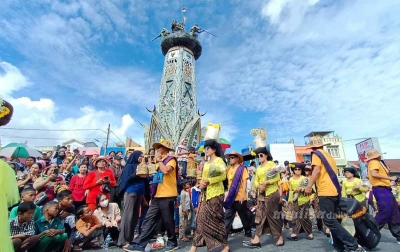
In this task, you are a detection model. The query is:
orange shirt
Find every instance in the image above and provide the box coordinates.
[368,160,391,187]
[227,165,249,201]
[311,149,338,197]
[76,215,101,234]
[155,157,178,198]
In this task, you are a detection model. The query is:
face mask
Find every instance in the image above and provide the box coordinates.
[100,200,109,208]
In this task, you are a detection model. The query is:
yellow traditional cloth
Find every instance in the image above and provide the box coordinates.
[202,157,226,200]
[253,161,280,196]
[1,160,20,252]
[341,178,368,203]
[397,187,400,200]
[288,176,309,206]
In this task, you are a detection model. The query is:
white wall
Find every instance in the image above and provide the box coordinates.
[269,143,297,164]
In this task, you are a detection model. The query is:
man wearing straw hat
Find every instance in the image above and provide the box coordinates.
[304,136,363,252]
[126,139,179,252]
[223,151,252,239]
[365,149,400,244]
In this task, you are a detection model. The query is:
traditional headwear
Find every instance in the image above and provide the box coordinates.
[92,156,110,168]
[251,128,267,154]
[289,162,306,176]
[364,149,381,162]
[153,138,175,152]
[306,135,331,149]
[0,98,14,127]
[224,150,244,164]
[203,123,221,141]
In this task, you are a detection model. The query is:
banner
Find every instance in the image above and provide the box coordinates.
[356,139,374,179]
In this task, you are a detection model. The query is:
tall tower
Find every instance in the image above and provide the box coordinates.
[143,20,204,150]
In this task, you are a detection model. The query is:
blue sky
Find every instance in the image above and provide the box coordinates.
[1,0,400,160]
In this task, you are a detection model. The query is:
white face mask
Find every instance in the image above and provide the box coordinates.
[100,200,109,208]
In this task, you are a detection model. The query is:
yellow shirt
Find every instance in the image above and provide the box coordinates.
[254,161,280,196]
[288,176,309,206]
[367,160,391,187]
[311,149,338,197]
[155,157,178,198]
[227,165,249,201]
[341,178,368,203]
[202,157,226,200]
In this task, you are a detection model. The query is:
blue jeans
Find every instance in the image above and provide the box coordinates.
[178,161,187,177]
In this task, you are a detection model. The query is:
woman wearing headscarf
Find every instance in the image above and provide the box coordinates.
[244,147,284,248]
[189,139,230,252]
[116,151,146,248]
[286,163,313,241]
[342,167,368,205]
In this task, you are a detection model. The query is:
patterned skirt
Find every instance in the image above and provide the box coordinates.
[192,194,227,250]
[254,191,282,238]
[292,201,312,235]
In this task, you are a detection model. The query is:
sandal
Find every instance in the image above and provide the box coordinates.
[180,237,190,242]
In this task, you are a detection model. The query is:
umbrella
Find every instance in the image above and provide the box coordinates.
[0,143,42,158]
[196,138,231,152]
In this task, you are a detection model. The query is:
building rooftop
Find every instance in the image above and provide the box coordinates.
[304,131,334,138]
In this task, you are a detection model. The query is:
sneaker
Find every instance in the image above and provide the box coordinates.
[163,245,179,252]
[124,244,145,252]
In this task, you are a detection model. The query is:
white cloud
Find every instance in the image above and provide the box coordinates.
[0,62,143,148]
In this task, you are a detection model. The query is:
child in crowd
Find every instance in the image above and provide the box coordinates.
[69,163,88,209]
[9,187,42,221]
[73,205,103,249]
[10,202,40,252]
[190,178,202,236]
[55,188,76,238]
[179,180,192,241]
[35,201,68,252]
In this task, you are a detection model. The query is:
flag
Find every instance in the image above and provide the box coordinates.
[181,7,186,13]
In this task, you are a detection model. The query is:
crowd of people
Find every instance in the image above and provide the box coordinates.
[1,98,400,252]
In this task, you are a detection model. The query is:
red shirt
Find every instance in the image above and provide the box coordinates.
[69,175,87,202]
[83,169,116,204]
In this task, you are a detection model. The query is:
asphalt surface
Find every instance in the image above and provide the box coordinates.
[90,227,399,252]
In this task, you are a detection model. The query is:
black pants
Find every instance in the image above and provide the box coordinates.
[319,196,358,251]
[103,226,120,242]
[224,201,252,237]
[132,197,177,247]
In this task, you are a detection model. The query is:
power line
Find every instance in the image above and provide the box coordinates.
[109,130,124,144]
[0,135,107,140]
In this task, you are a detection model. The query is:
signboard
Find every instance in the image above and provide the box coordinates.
[355,138,374,179]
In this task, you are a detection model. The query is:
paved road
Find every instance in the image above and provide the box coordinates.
[91,227,399,252]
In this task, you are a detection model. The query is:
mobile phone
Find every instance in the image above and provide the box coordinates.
[104,176,109,180]
[54,168,59,175]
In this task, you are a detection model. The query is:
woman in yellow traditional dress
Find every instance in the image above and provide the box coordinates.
[287,163,313,241]
[0,98,20,252]
[341,167,368,205]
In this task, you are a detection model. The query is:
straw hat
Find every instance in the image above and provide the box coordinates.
[153,138,175,152]
[92,156,110,168]
[224,150,244,164]
[364,149,381,162]
[306,136,331,149]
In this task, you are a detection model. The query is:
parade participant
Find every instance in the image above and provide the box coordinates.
[176,139,189,177]
[305,164,323,233]
[244,147,284,248]
[189,139,230,252]
[287,163,313,241]
[126,139,179,252]
[83,156,116,212]
[366,149,400,244]
[117,151,146,248]
[1,98,23,252]
[223,150,252,238]
[342,167,368,205]
[304,136,362,252]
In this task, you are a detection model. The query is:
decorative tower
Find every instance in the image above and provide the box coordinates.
[143,19,205,150]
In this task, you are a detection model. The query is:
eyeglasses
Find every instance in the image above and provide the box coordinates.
[258,154,264,158]
[294,168,301,171]
[229,156,236,159]
[205,146,210,151]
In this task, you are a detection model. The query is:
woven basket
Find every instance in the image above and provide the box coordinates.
[187,168,196,178]
[137,162,149,176]
[148,163,157,175]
